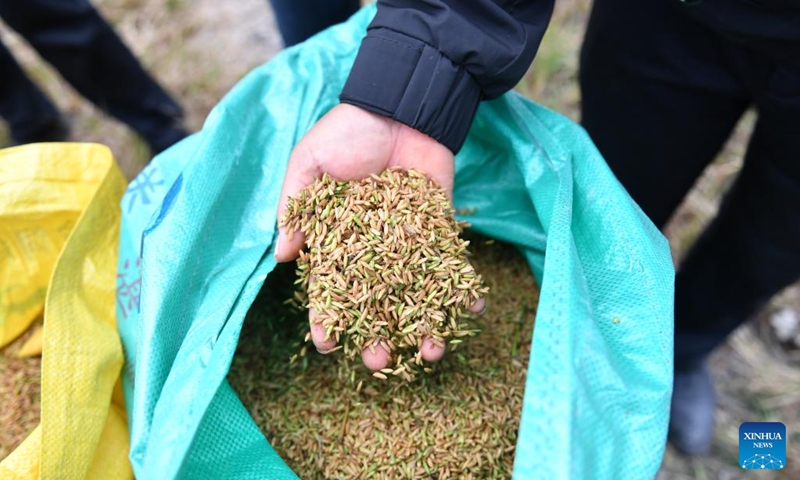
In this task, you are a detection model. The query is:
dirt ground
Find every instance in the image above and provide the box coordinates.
[1,0,798,478]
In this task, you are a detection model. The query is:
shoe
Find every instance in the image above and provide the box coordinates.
[146,123,189,156]
[10,116,71,146]
[668,362,715,455]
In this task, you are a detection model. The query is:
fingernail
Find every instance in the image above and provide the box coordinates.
[478,304,487,315]
[316,347,331,355]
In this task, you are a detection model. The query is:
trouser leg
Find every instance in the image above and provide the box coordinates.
[269,0,360,47]
[581,0,800,455]
[582,0,800,370]
[0,38,64,143]
[0,0,186,152]
[580,0,750,228]
[673,65,800,370]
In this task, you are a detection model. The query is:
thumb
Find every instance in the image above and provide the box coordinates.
[275,143,319,262]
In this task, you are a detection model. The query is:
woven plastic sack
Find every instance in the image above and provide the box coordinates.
[0,144,96,352]
[119,5,674,479]
[0,143,132,479]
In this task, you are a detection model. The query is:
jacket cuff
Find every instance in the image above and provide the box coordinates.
[340,28,482,153]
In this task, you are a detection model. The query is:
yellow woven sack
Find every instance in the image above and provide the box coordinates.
[0,143,132,480]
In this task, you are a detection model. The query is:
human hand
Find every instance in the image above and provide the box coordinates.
[275,104,485,370]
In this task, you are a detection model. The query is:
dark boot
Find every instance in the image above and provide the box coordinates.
[668,362,715,455]
[9,115,71,146]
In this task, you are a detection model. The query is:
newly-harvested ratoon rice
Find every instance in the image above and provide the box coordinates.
[280,168,488,380]
[231,240,538,479]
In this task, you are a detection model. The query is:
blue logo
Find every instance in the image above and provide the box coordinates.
[739,422,786,470]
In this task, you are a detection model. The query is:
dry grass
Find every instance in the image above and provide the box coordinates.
[0,320,43,460]
[229,237,538,479]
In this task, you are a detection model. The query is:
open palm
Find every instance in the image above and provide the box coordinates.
[275,104,483,370]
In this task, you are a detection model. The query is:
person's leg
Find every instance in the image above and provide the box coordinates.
[580,0,750,228]
[579,0,752,455]
[269,0,360,47]
[0,0,186,154]
[668,62,800,455]
[0,38,68,144]
[674,63,800,370]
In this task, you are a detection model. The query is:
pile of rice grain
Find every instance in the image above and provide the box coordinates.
[280,168,488,380]
[230,239,538,479]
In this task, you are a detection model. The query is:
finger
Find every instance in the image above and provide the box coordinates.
[309,308,337,353]
[361,339,391,371]
[275,142,320,262]
[419,336,445,363]
[467,297,486,315]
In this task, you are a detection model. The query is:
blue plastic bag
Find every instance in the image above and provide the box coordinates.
[117,5,674,479]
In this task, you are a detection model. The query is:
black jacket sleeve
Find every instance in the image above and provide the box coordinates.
[340,0,554,152]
